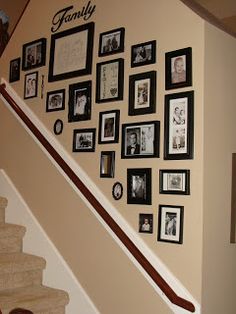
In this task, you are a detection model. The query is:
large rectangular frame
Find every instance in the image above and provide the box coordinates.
[48,22,94,82]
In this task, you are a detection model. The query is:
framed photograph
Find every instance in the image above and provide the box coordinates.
[22,38,46,71]
[121,121,160,159]
[131,40,156,68]
[164,91,194,160]
[54,119,63,135]
[24,71,38,99]
[96,58,124,103]
[158,205,184,244]
[127,168,152,205]
[9,58,21,82]
[129,71,156,115]
[100,151,115,178]
[46,89,65,112]
[73,128,96,152]
[165,47,192,90]
[159,169,190,195]
[98,27,125,57]
[48,22,94,82]
[139,213,153,234]
[68,81,91,122]
[98,110,120,144]
[112,182,123,200]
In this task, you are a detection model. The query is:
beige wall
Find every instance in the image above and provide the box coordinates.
[0,0,206,312]
[202,23,236,314]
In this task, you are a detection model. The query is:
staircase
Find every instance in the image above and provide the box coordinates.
[0,196,69,314]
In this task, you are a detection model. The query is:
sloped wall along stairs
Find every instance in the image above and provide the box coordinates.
[0,196,69,314]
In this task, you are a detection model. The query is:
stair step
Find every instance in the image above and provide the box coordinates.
[0,223,26,253]
[0,197,7,223]
[0,253,46,291]
[0,285,69,314]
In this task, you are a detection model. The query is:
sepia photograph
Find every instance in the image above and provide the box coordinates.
[131,40,156,67]
[24,71,38,99]
[139,213,153,234]
[100,151,115,178]
[98,110,120,144]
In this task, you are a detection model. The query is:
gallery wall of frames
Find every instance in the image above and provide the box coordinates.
[9,14,194,246]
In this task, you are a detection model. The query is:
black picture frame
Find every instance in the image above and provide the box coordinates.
[24,71,38,99]
[131,40,156,68]
[9,57,21,82]
[73,128,96,152]
[53,119,63,135]
[68,81,92,122]
[98,110,120,144]
[98,27,125,57]
[127,168,152,205]
[164,91,194,160]
[121,120,160,159]
[100,151,115,178]
[158,205,184,244]
[46,89,65,112]
[129,71,156,115]
[22,38,46,71]
[96,58,124,103]
[112,182,123,200]
[48,22,94,82]
[165,47,192,90]
[139,213,153,234]
[159,169,190,195]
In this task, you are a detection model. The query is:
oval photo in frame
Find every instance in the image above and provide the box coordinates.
[112,182,123,200]
[54,119,63,135]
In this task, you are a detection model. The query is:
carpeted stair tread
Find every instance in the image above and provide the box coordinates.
[0,285,69,312]
[0,253,46,274]
[0,223,26,238]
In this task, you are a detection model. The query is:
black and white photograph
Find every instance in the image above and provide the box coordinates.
[22,38,46,71]
[9,57,20,82]
[46,89,65,112]
[131,40,156,67]
[24,71,38,99]
[122,121,160,159]
[98,27,125,57]
[100,151,115,178]
[129,71,156,115]
[158,205,184,244]
[112,182,123,200]
[73,128,96,152]
[165,47,192,90]
[96,58,124,103]
[139,213,153,234]
[127,168,152,205]
[164,91,194,160]
[53,119,63,135]
[98,110,120,144]
[159,169,190,195]
[68,81,91,122]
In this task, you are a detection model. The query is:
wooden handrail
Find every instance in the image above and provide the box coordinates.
[0,83,195,313]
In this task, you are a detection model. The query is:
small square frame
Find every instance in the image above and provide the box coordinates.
[121,121,160,159]
[98,110,120,144]
[159,169,190,195]
[24,71,38,99]
[68,80,92,122]
[46,89,65,112]
[127,168,152,205]
[96,58,124,103]
[165,47,192,90]
[9,58,21,82]
[158,205,184,244]
[131,40,156,68]
[73,128,96,152]
[139,213,153,234]
[164,91,194,160]
[98,27,125,57]
[100,151,115,178]
[22,38,46,71]
[129,71,156,115]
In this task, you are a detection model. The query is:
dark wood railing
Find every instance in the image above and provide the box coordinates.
[0,83,195,313]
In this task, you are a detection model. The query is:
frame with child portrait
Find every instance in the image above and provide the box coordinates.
[131,40,156,68]
[98,27,125,57]
[24,71,38,99]
[164,91,194,160]
[158,205,184,244]
[100,151,115,178]
[165,47,192,90]
[159,169,190,195]
[68,81,92,122]
[9,58,21,82]
[139,213,153,234]
[22,38,47,71]
[129,71,156,115]
[98,110,120,144]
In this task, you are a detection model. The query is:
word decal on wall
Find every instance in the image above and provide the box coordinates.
[51,1,96,33]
